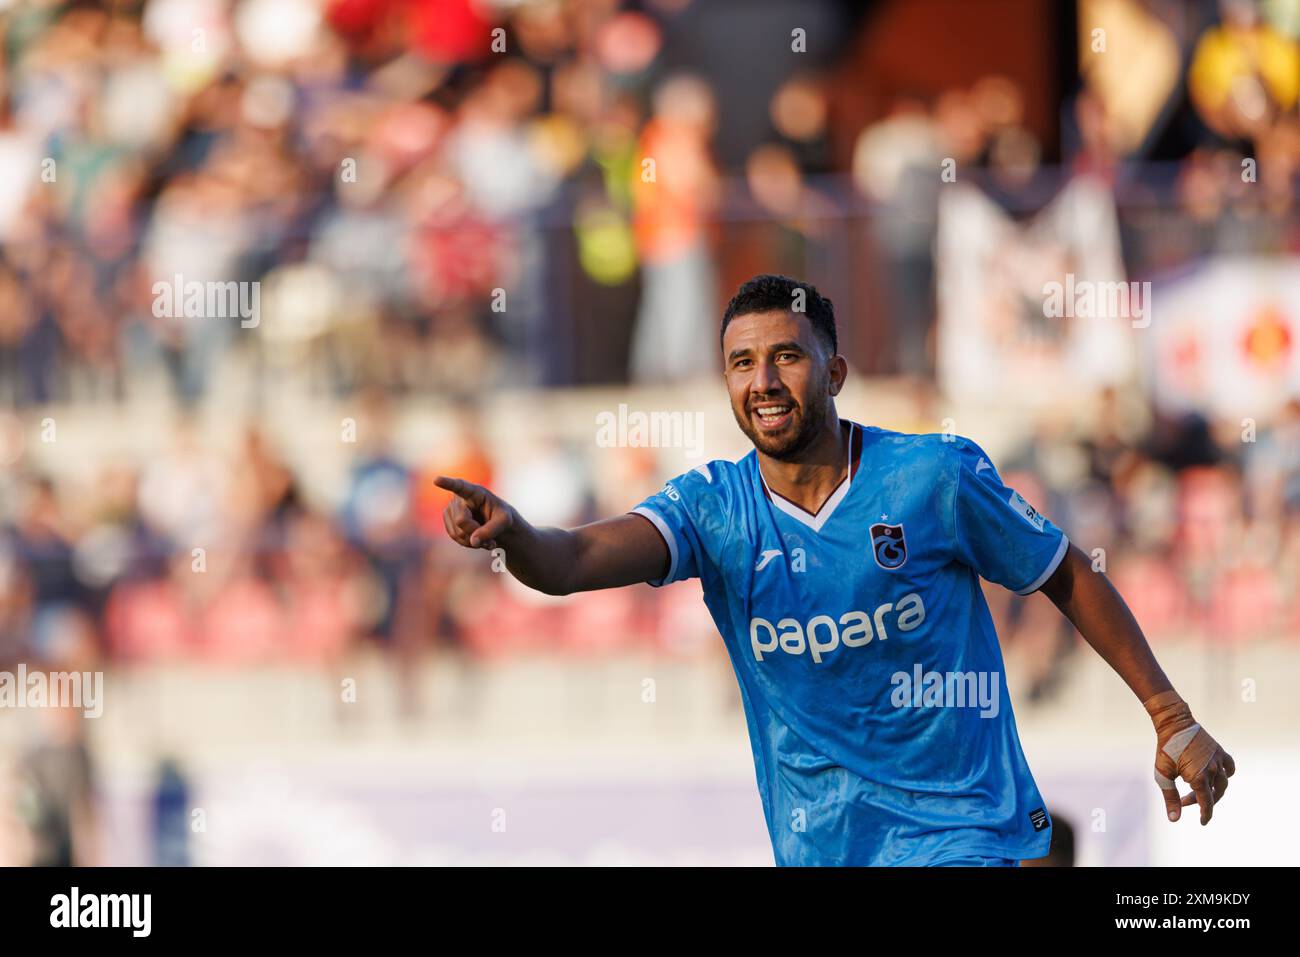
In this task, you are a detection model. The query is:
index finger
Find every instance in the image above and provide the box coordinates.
[434,475,484,504]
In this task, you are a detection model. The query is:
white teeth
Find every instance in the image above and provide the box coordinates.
[756,406,790,418]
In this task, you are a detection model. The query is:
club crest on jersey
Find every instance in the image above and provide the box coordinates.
[869,522,907,570]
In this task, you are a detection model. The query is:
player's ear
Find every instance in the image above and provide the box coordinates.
[828,354,848,395]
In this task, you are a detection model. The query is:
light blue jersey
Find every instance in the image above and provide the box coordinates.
[631,421,1067,866]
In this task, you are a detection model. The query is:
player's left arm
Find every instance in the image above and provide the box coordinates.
[1037,544,1236,825]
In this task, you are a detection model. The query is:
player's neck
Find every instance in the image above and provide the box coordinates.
[758,415,850,515]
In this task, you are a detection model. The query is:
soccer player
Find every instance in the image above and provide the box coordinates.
[436,274,1235,866]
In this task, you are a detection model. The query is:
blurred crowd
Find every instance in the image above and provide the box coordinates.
[0,0,1295,400]
[984,392,1300,701]
[0,394,720,679]
[0,0,1299,689]
[3,387,1299,699]
[0,0,754,402]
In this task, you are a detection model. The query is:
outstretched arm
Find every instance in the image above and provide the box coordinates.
[435,476,669,596]
[1037,543,1236,825]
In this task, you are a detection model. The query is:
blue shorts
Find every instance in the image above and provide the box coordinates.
[930,856,1020,867]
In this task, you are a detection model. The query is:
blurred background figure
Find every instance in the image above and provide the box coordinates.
[151,757,191,867]
[14,705,98,867]
[628,73,720,383]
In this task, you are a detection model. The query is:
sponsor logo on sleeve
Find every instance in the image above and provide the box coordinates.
[1007,491,1046,531]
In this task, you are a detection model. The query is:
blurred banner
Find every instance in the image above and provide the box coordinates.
[936,176,1139,409]
[1147,257,1300,419]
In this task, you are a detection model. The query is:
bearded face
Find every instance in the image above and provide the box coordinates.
[722,309,842,460]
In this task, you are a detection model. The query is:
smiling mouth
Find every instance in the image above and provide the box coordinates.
[751,403,794,430]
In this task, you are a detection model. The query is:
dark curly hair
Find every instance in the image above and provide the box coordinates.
[720,274,837,357]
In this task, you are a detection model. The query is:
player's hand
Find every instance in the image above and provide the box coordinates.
[1143,690,1235,825]
[434,475,515,551]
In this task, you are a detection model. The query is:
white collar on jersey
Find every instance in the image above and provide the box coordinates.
[757,420,859,533]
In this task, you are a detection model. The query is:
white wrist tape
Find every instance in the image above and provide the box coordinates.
[1162,723,1202,763]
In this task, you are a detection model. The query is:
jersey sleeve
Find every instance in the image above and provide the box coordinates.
[628,463,728,587]
[948,440,1069,595]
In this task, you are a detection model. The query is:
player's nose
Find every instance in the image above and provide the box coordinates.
[749,359,783,397]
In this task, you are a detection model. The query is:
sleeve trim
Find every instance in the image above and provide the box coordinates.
[1014,533,1070,595]
[630,506,678,587]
